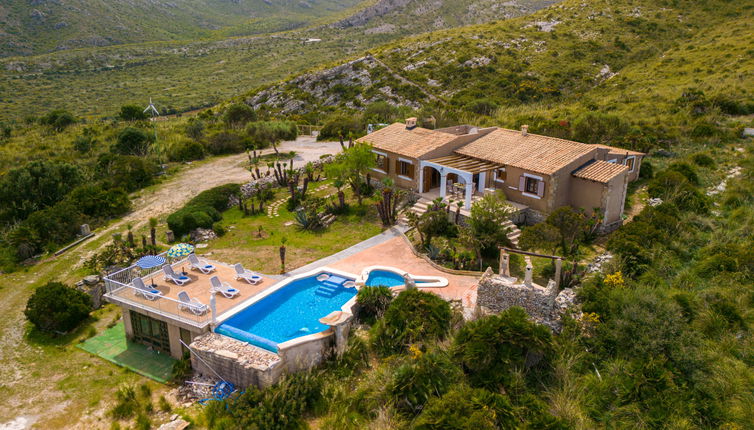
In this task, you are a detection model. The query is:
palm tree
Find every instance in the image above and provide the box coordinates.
[149,217,158,246]
[279,237,288,274]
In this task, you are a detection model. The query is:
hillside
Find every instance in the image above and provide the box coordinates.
[0,0,365,57]
[246,0,754,133]
[0,0,553,121]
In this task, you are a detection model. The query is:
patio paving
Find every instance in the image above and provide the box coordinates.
[78,322,175,383]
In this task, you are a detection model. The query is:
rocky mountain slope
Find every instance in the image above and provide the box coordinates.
[0,0,364,57]
[245,0,753,123]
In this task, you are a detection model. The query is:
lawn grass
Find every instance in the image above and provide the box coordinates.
[205,181,384,274]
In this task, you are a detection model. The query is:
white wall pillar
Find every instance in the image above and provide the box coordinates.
[478,172,486,193]
[464,180,473,210]
[524,257,533,287]
[440,173,448,199]
[417,163,425,193]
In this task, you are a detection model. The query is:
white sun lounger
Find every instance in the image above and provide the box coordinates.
[188,253,216,274]
[177,291,208,315]
[210,276,240,299]
[163,265,191,286]
[133,277,163,301]
[234,263,262,285]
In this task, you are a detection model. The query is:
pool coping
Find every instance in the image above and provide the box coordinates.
[213,266,360,353]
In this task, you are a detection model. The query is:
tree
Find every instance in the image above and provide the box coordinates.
[519,206,596,257]
[375,179,405,226]
[185,119,206,140]
[24,282,92,333]
[118,105,148,121]
[324,142,376,205]
[246,121,298,155]
[112,127,152,156]
[223,103,257,129]
[149,217,158,246]
[0,160,82,224]
[452,307,553,390]
[279,237,287,274]
[464,191,513,256]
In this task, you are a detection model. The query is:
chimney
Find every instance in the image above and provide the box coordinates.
[405,117,417,130]
[521,125,529,136]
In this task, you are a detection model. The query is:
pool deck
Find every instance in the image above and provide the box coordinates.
[328,235,480,308]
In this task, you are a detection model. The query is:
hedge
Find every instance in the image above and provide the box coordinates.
[167,183,240,236]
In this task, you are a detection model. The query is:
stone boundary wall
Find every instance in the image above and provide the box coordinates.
[190,333,284,389]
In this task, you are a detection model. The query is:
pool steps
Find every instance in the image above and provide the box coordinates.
[315,275,349,298]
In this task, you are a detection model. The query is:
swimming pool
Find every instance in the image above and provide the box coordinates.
[362,266,449,288]
[216,272,357,353]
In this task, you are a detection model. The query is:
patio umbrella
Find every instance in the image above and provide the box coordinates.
[135,255,166,287]
[135,255,166,269]
[167,243,195,259]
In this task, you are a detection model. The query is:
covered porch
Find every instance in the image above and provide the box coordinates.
[418,154,502,209]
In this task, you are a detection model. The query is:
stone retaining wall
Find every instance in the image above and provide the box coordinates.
[190,333,284,389]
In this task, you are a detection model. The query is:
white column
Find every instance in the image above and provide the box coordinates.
[478,172,487,193]
[417,163,425,193]
[464,180,473,210]
[524,257,533,287]
[210,291,217,327]
[440,173,448,199]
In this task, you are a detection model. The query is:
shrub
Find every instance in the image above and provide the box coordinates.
[318,115,364,141]
[205,131,245,155]
[212,222,226,237]
[66,184,131,219]
[73,135,95,153]
[40,109,77,131]
[223,103,257,129]
[371,289,452,355]
[96,154,158,192]
[694,254,738,278]
[356,286,393,323]
[691,152,715,168]
[24,282,92,333]
[246,121,298,149]
[452,307,553,390]
[639,160,654,179]
[414,385,516,430]
[0,160,82,223]
[167,184,239,235]
[119,105,149,121]
[169,139,205,162]
[112,127,152,156]
[667,162,700,185]
[388,351,459,415]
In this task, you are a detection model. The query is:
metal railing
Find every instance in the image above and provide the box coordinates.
[103,254,212,327]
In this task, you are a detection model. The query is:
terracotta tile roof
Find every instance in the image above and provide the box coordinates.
[572,160,628,183]
[593,144,645,156]
[356,123,459,159]
[454,128,595,175]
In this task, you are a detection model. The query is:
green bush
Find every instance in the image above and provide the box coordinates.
[318,115,364,141]
[639,160,654,179]
[246,121,298,149]
[414,385,516,430]
[205,131,246,155]
[119,105,149,121]
[112,127,152,156]
[96,154,157,192]
[694,254,738,278]
[452,307,553,390]
[40,109,77,132]
[169,139,205,162]
[66,184,131,219]
[388,351,459,415]
[356,286,393,323]
[24,282,92,333]
[167,184,239,235]
[667,162,700,185]
[212,222,226,237]
[691,152,715,168]
[223,103,257,129]
[371,289,452,355]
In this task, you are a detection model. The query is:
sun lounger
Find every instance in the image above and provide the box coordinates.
[163,265,191,286]
[210,276,240,299]
[188,253,216,274]
[177,291,208,315]
[234,263,262,285]
[133,277,163,301]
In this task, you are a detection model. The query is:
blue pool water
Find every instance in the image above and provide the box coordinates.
[365,269,431,287]
[216,273,356,353]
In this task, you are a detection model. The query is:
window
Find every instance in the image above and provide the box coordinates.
[625,156,636,172]
[607,158,618,164]
[374,153,389,172]
[397,159,414,179]
[130,311,170,354]
[525,176,539,194]
[494,167,507,183]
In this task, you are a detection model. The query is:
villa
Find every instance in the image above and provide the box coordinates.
[359,118,644,231]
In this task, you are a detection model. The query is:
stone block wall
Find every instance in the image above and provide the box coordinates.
[190,333,284,389]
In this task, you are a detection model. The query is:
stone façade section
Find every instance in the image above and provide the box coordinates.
[475,268,577,332]
[190,333,283,389]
